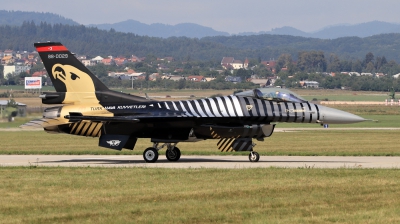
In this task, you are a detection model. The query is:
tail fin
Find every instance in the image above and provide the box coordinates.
[35,42,150,104]
[35,42,108,104]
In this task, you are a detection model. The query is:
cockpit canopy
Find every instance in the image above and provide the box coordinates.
[234,88,307,103]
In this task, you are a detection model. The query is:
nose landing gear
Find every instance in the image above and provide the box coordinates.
[248,151,260,162]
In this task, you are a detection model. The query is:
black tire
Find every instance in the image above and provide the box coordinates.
[248,151,260,162]
[143,147,159,163]
[166,147,181,161]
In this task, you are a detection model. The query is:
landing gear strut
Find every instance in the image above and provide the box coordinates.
[166,146,181,161]
[248,151,260,162]
[142,142,181,163]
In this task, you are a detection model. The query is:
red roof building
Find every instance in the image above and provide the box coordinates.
[102,58,114,65]
[114,57,127,66]
[32,70,47,77]
[187,75,205,82]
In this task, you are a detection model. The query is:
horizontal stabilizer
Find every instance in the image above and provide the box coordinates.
[20,118,65,129]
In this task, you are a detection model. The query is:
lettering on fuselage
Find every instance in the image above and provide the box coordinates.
[117,105,146,110]
[91,107,103,111]
[92,105,146,111]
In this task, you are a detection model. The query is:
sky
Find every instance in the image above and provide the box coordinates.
[2,0,400,34]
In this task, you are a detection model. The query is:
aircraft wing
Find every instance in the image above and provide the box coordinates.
[64,111,194,123]
[21,110,192,129]
[65,114,140,123]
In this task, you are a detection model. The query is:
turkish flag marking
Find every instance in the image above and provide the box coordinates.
[36,45,68,52]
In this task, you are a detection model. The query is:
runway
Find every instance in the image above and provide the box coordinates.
[1,155,400,169]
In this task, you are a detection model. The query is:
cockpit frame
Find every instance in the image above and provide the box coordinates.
[235,87,308,103]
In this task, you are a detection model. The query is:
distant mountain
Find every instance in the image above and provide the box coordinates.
[238,21,400,39]
[312,21,400,39]
[2,11,400,40]
[89,20,229,38]
[238,26,308,37]
[0,10,79,26]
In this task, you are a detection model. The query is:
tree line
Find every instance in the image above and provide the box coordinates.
[3,22,400,62]
[2,22,400,91]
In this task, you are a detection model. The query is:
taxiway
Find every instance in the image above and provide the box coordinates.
[1,155,399,169]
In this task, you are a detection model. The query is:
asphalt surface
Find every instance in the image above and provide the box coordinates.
[2,128,400,169]
[1,155,400,169]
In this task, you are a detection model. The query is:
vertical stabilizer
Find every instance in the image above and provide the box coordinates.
[35,42,151,104]
[35,42,108,104]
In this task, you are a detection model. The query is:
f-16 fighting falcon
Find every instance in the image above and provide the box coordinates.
[22,42,366,163]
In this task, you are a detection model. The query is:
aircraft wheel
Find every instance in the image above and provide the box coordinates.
[249,151,260,162]
[143,147,159,163]
[166,147,181,161]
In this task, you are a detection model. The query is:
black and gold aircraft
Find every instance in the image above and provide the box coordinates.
[22,42,366,162]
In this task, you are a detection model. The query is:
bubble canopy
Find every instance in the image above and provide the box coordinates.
[234,88,307,103]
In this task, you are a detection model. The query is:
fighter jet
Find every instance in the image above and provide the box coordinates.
[22,42,366,163]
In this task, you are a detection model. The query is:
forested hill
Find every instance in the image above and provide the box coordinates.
[0,10,78,26]
[0,22,234,60]
[2,22,400,62]
[203,34,400,62]
[90,20,229,38]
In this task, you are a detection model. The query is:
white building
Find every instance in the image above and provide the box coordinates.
[82,59,96,66]
[348,72,361,76]
[361,73,373,76]
[221,57,245,70]
[3,65,31,79]
[92,56,104,64]
[301,81,319,88]
[393,73,400,78]
[231,60,244,69]
[108,72,144,79]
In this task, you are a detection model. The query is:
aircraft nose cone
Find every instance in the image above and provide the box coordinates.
[318,105,366,124]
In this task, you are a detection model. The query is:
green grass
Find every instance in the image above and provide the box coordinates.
[1,130,400,156]
[0,116,37,128]
[329,105,400,115]
[304,94,388,101]
[1,88,399,223]
[0,167,399,223]
[0,85,55,92]
[275,114,400,128]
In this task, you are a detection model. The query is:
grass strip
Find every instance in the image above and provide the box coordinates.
[0,167,399,223]
[1,130,400,156]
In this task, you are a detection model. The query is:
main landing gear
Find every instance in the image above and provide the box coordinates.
[248,151,260,162]
[142,143,259,163]
[143,143,181,163]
